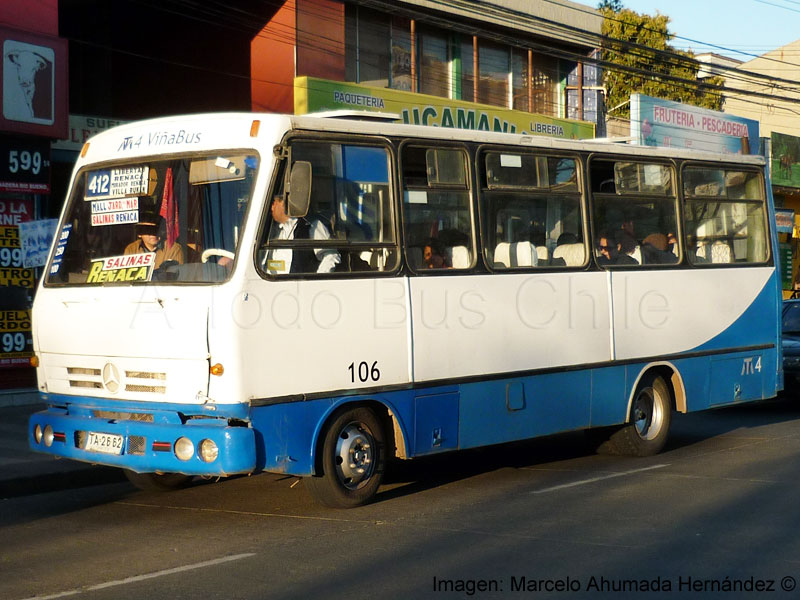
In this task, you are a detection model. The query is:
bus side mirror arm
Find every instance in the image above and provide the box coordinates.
[286,161,312,218]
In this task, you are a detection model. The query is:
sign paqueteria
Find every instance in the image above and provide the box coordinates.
[295,76,595,140]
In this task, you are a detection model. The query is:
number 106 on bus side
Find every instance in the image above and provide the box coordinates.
[348,361,380,383]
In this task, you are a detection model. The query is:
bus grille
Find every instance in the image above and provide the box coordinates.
[67,367,103,389]
[125,370,166,395]
[63,366,167,396]
[128,435,146,455]
[92,411,154,423]
[125,384,167,394]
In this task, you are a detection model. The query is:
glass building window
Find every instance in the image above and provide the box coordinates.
[478,42,509,107]
[345,7,390,87]
[512,49,528,112]
[457,37,474,102]
[418,30,449,98]
[531,54,559,116]
[391,17,412,91]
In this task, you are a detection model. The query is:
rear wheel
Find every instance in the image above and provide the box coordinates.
[124,470,193,492]
[602,374,672,457]
[304,406,386,508]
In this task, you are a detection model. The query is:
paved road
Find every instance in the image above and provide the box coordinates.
[3,395,800,599]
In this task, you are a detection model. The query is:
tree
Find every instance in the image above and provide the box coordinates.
[600,6,724,119]
[597,0,623,10]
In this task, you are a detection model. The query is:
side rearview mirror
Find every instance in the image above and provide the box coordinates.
[286,161,312,218]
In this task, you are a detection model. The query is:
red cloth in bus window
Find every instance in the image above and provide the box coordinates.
[159,167,179,249]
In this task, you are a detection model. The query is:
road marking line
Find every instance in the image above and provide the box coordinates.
[117,501,380,523]
[16,553,255,600]
[531,464,670,494]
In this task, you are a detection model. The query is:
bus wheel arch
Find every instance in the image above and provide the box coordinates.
[305,400,394,508]
[604,365,677,457]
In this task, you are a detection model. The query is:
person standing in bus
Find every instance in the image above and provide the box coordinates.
[124,211,184,269]
[266,195,340,274]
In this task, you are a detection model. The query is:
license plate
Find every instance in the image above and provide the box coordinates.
[86,431,124,455]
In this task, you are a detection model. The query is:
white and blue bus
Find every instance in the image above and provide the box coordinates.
[29,112,782,507]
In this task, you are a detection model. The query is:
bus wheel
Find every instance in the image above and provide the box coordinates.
[606,374,672,457]
[304,406,385,508]
[124,470,193,492]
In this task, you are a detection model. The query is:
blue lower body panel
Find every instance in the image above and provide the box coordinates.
[29,401,256,477]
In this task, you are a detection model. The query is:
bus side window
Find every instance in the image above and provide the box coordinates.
[590,160,679,268]
[259,141,399,276]
[481,152,583,270]
[683,167,767,265]
[401,145,474,271]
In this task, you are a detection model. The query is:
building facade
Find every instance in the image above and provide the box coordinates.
[252,0,603,126]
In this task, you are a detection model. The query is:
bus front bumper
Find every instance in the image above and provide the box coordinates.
[28,407,256,477]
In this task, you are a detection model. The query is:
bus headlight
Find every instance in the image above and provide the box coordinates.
[199,439,219,463]
[34,424,43,444]
[43,425,54,447]
[174,437,194,461]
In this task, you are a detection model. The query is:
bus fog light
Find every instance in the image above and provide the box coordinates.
[43,425,54,447]
[199,439,219,463]
[34,424,43,444]
[174,437,194,461]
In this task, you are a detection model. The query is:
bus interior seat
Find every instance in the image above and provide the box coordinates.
[493,242,537,268]
[359,250,376,269]
[536,245,550,265]
[448,245,471,268]
[552,243,585,267]
[357,249,390,271]
[710,241,733,263]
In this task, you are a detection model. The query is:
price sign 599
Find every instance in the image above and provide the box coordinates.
[0,246,23,267]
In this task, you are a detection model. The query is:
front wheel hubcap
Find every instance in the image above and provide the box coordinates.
[334,422,376,490]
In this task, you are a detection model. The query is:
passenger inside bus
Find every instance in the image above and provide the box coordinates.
[615,230,639,265]
[596,233,617,265]
[641,233,678,264]
[265,195,340,274]
[123,211,184,269]
[422,238,449,269]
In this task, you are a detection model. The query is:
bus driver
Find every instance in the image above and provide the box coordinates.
[266,195,340,274]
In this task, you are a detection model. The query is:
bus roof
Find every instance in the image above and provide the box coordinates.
[79,111,766,167]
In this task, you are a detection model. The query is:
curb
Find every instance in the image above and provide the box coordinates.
[0,389,40,408]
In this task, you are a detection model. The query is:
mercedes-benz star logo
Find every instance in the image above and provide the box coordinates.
[102,362,121,394]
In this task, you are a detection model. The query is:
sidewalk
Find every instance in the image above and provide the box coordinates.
[0,390,124,497]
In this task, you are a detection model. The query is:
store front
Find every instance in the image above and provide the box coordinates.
[0,25,67,389]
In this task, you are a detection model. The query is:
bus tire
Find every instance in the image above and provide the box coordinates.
[124,470,193,492]
[604,374,672,457]
[304,406,386,508]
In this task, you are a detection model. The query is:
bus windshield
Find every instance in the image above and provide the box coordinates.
[46,152,258,285]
